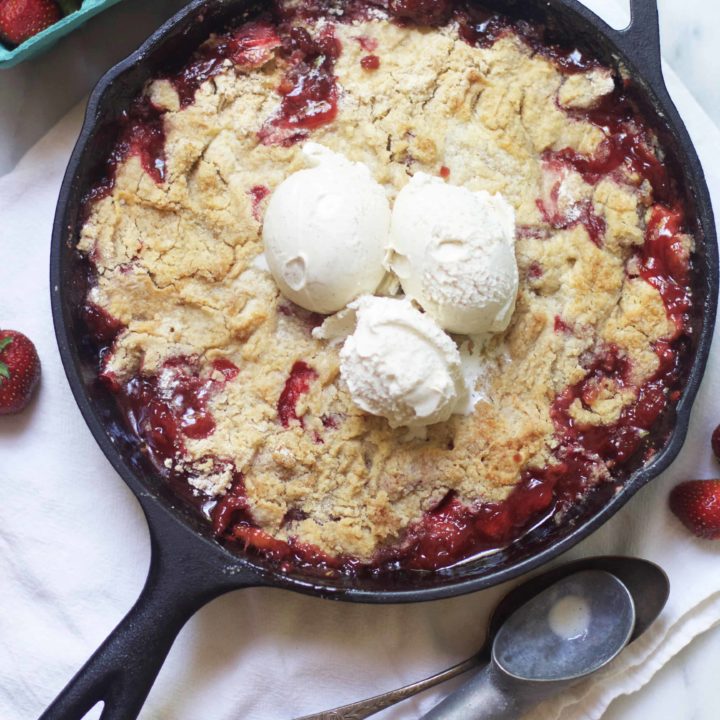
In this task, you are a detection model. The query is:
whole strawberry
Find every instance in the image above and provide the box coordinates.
[0,0,62,47]
[0,330,41,415]
[712,425,720,462]
[669,480,720,540]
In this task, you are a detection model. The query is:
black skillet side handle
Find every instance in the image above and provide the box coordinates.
[608,0,664,91]
[39,503,262,720]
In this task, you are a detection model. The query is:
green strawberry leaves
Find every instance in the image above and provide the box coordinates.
[58,1,82,16]
[0,337,12,383]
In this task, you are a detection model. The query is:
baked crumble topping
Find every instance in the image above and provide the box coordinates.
[78,1,693,571]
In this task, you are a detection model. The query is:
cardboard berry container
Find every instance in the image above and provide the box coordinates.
[0,0,124,68]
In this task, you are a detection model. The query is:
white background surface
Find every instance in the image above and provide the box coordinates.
[1,1,720,719]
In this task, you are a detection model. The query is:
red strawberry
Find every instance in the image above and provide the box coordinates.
[712,425,720,462]
[0,330,41,415]
[0,0,62,47]
[669,480,720,540]
[227,21,281,68]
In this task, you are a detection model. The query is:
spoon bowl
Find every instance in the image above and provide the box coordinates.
[493,570,635,682]
[488,555,669,643]
[421,570,637,719]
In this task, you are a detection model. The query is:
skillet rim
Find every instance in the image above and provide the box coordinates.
[51,0,718,603]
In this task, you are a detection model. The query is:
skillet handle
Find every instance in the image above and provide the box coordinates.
[611,0,664,88]
[39,506,261,720]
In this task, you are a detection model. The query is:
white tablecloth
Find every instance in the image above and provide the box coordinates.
[1,2,720,719]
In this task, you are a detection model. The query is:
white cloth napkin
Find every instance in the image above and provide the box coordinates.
[2,21,720,720]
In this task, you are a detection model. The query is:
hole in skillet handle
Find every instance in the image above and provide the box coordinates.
[610,0,664,89]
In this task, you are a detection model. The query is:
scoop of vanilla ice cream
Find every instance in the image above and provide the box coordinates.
[328,296,465,428]
[385,173,518,335]
[263,143,391,314]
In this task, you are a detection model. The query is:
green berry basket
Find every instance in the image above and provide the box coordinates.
[0,0,124,69]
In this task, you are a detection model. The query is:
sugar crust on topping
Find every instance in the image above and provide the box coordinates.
[79,20,681,560]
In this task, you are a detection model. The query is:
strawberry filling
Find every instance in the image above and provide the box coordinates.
[258,23,342,146]
[82,303,125,345]
[278,361,318,428]
[80,1,695,574]
[639,205,692,334]
[547,92,672,202]
[360,54,380,70]
[115,357,238,466]
[354,35,378,51]
[248,185,271,221]
[171,21,282,108]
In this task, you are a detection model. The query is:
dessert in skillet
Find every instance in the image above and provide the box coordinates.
[79,0,694,572]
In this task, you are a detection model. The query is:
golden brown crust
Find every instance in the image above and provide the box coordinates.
[80,20,676,560]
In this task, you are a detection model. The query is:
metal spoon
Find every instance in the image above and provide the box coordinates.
[297,556,669,720]
[421,569,634,719]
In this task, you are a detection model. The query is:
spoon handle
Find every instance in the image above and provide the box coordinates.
[295,655,483,720]
[420,663,559,720]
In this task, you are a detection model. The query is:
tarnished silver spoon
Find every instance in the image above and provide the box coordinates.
[421,568,634,719]
[297,556,669,720]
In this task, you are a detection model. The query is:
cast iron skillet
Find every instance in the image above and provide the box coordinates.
[43,1,717,718]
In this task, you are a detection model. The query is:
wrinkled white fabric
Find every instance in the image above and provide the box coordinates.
[1,14,720,720]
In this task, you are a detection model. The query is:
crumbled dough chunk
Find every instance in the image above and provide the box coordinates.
[558,68,615,110]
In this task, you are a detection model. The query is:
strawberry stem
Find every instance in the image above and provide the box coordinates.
[0,338,12,383]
